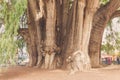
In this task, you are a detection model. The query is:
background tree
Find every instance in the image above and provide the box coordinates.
[0,0,27,64]
[101,22,116,55]
[101,18,120,55]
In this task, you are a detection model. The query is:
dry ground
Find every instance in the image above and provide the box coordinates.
[0,65,120,80]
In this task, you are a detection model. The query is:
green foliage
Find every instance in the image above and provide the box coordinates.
[101,19,120,55]
[101,24,115,54]
[16,36,25,50]
[101,42,115,54]
[0,0,27,64]
[114,24,120,52]
[100,0,109,5]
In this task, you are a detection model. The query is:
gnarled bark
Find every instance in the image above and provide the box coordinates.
[89,0,120,68]
[43,0,57,69]
[19,0,120,72]
[63,0,99,73]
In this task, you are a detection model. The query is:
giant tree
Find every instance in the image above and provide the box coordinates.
[19,0,120,70]
[1,0,120,71]
[20,0,98,70]
[21,0,95,69]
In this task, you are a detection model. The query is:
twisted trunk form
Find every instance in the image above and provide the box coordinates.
[18,0,120,72]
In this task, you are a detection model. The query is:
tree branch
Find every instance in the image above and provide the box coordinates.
[111,10,120,19]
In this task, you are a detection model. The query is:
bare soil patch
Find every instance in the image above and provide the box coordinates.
[0,65,120,80]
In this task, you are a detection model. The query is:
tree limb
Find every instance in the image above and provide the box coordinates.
[111,10,120,19]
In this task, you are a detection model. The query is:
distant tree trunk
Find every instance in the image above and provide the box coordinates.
[18,0,120,72]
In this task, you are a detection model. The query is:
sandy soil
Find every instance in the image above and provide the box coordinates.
[0,65,120,80]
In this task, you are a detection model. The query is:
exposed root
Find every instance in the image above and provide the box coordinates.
[44,54,50,69]
[66,50,91,74]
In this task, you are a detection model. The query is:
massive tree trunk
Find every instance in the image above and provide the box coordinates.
[89,0,120,68]
[62,0,99,72]
[43,0,57,69]
[18,0,120,72]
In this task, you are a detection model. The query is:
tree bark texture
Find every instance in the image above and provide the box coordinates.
[89,0,120,68]
[18,0,120,71]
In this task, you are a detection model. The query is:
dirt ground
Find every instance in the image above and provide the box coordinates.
[0,65,120,80]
